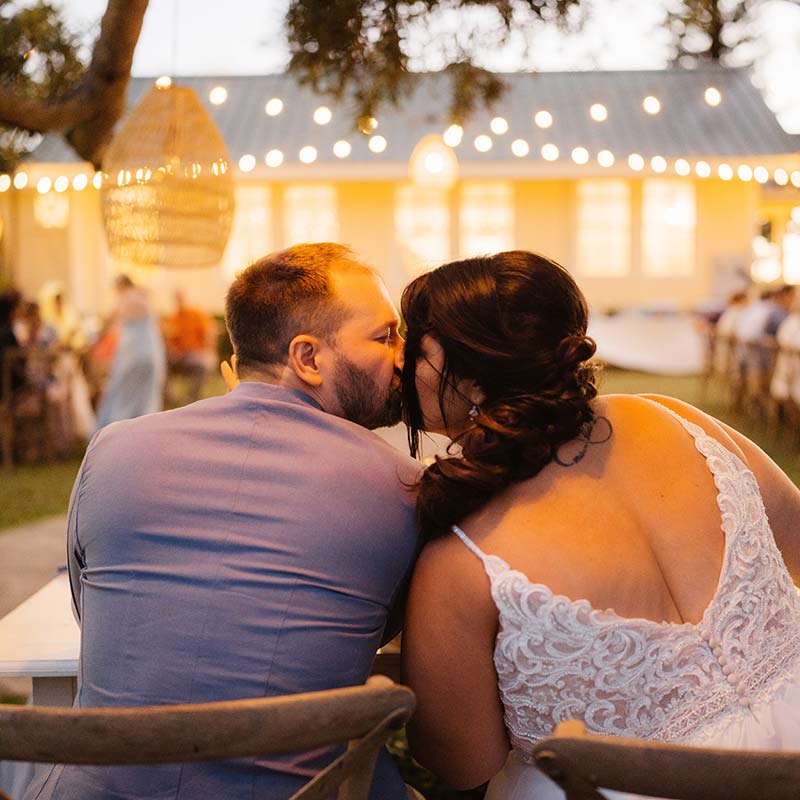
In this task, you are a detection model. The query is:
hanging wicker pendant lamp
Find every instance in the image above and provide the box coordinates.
[100,82,235,268]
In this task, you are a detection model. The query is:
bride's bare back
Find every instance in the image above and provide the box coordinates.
[403,393,800,790]
[466,394,740,625]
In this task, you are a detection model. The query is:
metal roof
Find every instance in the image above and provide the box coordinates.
[29,67,799,171]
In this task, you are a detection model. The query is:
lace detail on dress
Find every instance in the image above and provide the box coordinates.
[452,405,800,762]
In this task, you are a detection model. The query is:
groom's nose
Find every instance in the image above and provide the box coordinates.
[394,334,405,371]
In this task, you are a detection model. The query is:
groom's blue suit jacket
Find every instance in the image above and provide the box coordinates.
[27,382,419,800]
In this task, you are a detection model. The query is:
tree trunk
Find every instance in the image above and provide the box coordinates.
[0,0,149,167]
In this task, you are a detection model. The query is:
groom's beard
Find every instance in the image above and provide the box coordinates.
[333,354,403,430]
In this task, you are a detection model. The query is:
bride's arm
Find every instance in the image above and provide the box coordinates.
[402,536,509,789]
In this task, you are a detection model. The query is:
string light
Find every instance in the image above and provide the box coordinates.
[368,135,387,153]
[474,135,493,153]
[718,163,734,180]
[265,149,283,167]
[534,110,553,129]
[0,175,10,192]
[774,168,789,186]
[13,172,28,190]
[443,124,463,147]
[643,96,661,114]
[313,106,332,125]
[753,166,769,184]
[299,145,318,163]
[72,174,88,191]
[36,177,52,194]
[490,117,508,135]
[651,156,667,173]
[597,149,615,167]
[511,139,529,157]
[238,154,256,172]
[737,164,753,182]
[358,116,378,134]
[541,143,559,161]
[264,98,283,116]
[704,86,722,106]
[571,147,589,165]
[92,172,103,189]
[791,171,800,188]
[209,86,228,105]
[695,160,711,178]
[590,103,608,122]
[674,158,691,176]
[332,140,351,158]
[54,176,69,192]
[155,76,172,90]
[628,153,644,171]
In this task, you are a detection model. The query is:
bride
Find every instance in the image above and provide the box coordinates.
[399,250,800,799]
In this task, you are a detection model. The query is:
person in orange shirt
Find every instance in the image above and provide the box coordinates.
[163,291,215,406]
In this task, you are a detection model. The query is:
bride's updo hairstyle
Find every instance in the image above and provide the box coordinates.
[401,250,598,539]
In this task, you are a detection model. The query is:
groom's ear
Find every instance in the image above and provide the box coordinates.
[287,334,324,387]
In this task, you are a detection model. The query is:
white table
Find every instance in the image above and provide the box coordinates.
[0,574,79,706]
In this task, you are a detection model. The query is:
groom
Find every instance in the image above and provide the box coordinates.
[28,244,420,800]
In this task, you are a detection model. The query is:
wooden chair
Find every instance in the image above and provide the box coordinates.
[531,720,800,800]
[0,676,415,800]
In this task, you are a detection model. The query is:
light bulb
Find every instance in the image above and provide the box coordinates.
[313,106,332,125]
[590,103,608,122]
[511,139,529,157]
[643,96,661,114]
[209,86,228,105]
[299,145,318,163]
[490,117,509,135]
[333,140,351,158]
[443,124,463,147]
[474,135,492,153]
[265,98,283,116]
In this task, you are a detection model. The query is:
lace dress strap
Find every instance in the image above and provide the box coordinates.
[451,524,510,580]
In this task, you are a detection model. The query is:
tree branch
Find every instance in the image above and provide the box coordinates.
[0,0,149,167]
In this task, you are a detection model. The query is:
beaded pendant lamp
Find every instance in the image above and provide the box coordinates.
[100,82,235,268]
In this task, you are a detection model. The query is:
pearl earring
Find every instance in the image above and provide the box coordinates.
[468,404,480,420]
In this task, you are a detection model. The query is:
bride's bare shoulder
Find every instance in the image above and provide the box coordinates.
[602,392,747,462]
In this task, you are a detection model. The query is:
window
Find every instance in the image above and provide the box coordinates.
[459,181,514,257]
[222,185,272,278]
[576,180,631,277]
[642,180,696,277]
[284,184,339,245]
[395,184,451,278]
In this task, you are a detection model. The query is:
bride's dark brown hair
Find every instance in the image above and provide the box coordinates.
[401,250,598,539]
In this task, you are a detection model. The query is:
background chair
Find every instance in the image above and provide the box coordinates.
[0,676,415,800]
[531,720,800,800]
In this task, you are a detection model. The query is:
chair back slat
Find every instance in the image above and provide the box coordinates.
[532,721,800,800]
[0,679,415,768]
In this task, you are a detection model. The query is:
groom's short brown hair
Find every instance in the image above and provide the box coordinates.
[225,243,372,372]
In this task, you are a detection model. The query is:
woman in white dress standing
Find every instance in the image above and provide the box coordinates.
[400,251,800,799]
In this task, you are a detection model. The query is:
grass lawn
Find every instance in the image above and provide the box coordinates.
[1,368,798,533]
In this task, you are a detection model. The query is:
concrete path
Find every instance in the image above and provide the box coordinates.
[0,514,68,698]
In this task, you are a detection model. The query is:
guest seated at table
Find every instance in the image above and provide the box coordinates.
[400,251,800,800]
[25,244,419,800]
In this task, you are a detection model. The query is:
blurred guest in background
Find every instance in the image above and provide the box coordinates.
[94,275,165,432]
[0,289,24,402]
[162,291,215,406]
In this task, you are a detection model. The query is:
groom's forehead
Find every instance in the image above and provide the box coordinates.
[333,270,398,319]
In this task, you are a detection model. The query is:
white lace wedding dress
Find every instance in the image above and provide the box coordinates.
[452,407,800,800]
